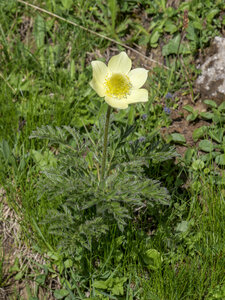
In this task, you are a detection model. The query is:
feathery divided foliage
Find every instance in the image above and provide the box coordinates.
[30,121,176,256]
[1,0,225,298]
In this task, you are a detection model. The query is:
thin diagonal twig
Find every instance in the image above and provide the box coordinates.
[16,0,170,71]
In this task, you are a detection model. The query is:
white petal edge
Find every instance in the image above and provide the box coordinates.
[128,68,148,89]
[125,89,148,104]
[91,61,108,83]
[105,96,128,109]
[90,79,105,97]
[108,52,132,75]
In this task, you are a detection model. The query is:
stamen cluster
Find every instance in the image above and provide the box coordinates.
[105,73,131,99]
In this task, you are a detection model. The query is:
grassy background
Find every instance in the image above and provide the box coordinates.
[0,0,225,299]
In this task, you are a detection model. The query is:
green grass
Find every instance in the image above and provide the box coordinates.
[1,0,225,299]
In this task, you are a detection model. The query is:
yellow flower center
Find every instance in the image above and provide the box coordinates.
[104,73,131,99]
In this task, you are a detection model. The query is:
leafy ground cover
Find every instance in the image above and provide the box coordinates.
[0,0,225,299]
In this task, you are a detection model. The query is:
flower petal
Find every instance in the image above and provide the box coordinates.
[105,96,128,109]
[108,52,132,75]
[91,61,108,83]
[125,89,148,104]
[128,68,148,89]
[90,79,105,97]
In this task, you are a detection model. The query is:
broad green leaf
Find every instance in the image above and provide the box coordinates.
[111,283,124,296]
[70,59,75,80]
[200,112,214,120]
[209,128,224,143]
[218,101,225,112]
[179,2,190,11]
[138,34,150,46]
[143,249,162,270]
[9,257,20,273]
[128,105,135,125]
[186,112,198,121]
[206,9,219,23]
[204,168,210,174]
[64,259,73,268]
[171,133,186,144]
[183,105,194,113]
[193,126,208,142]
[213,115,225,124]
[34,15,45,48]
[162,34,190,56]
[47,251,62,260]
[54,289,69,299]
[114,249,123,263]
[192,21,202,30]
[161,0,166,11]
[46,18,54,32]
[93,280,108,290]
[157,18,167,30]
[204,100,217,108]
[184,148,195,164]
[63,279,72,290]
[149,20,159,31]
[1,139,11,160]
[162,34,180,56]
[150,43,159,48]
[115,235,125,246]
[109,0,118,31]
[61,0,73,9]
[31,149,57,169]
[215,154,225,166]
[192,159,204,171]
[165,7,176,18]
[36,274,46,285]
[14,271,24,281]
[164,21,178,34]
[20,78,34,91]
[150,30,160,45]
[186,24,198,42]
[188,11,198,20]
[201,152,219,162]
[176,220,189,232]
[198,140,214,152]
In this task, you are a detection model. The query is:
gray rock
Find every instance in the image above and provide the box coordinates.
[196,36,225,105]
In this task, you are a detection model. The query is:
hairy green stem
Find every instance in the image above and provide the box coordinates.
[101,105,112,180]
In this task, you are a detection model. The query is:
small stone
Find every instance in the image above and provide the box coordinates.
[196,36,225,105]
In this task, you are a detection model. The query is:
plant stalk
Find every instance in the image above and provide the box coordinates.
[101,105,112,180]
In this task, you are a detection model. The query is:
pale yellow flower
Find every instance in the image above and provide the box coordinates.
[90,52,148,109]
